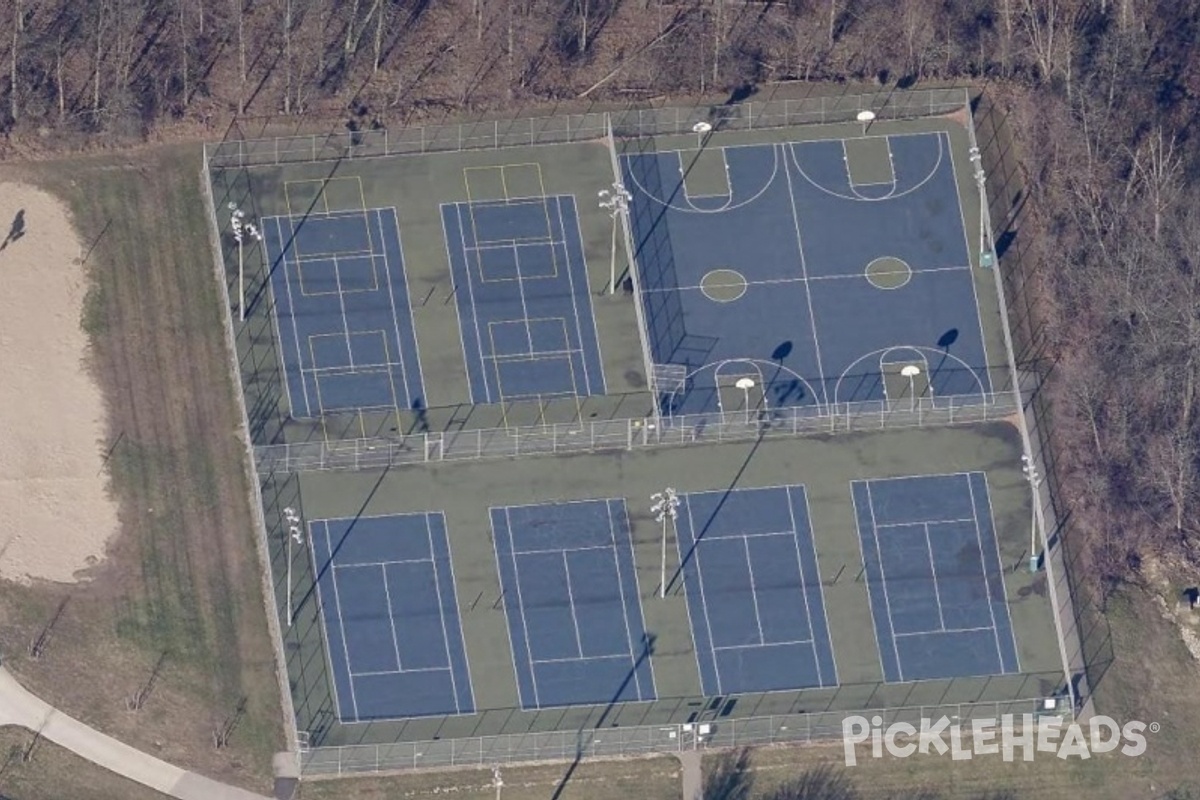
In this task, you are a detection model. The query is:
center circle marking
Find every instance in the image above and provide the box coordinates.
[865,256,913,290]
[700,268,748,302]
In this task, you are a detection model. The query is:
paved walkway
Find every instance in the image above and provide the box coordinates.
[678,750,702,800]
[0,667,272,800]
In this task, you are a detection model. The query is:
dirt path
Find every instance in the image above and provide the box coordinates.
[0,182,119,584]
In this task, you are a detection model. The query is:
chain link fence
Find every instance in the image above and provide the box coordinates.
[256,392,1020,473]
[205,87,969,169]
[299,696,1058,776]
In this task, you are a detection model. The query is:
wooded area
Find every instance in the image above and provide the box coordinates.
[2,0,1195,595]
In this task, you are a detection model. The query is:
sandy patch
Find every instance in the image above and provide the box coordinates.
[0,183,118,584]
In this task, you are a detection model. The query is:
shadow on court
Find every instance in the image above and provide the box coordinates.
[550,633,657,800]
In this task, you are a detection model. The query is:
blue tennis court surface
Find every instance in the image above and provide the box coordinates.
[310,512,474,721]
[441,195,606,405]
[851,472,1019,683]
[490,499,656,710]
[622,132,990,417]
[675,485,837,695]
[265,208,425,418]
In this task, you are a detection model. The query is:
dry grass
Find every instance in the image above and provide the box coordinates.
[297,756,682,800]
[0,145,282,794]
[0,726,172,800]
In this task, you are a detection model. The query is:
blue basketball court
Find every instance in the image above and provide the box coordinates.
[309,512,474,722]
[851,472,1020,683]
[674,485,838,696]
[265,207,425,418]
[441,195,607,405]
[622,132,991,417]
[490,499,656,710]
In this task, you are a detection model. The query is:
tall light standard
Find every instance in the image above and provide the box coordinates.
[492,765,503,800]
[229,202,262,321]
[598,183,631,295]
[968,147,993,269]
[651,489,680,599]
[283,507,303,626]
[1022,455,1043,573]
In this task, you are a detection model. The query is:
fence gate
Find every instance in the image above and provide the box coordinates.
[424,433,443,461]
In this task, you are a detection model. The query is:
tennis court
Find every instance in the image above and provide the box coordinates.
[674,485,838,696]
[490,498,656,710]
[622,131,991,417]
[265,206,425,418]
[441,190,606,406]
[851,472,1020,683]
[309,512,475,722]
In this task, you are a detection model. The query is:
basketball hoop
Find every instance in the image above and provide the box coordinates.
[692,121,713,148]
[856,109,876,136]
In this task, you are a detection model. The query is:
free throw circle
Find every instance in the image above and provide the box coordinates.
[700,268,748,302]
[865,256,913,290]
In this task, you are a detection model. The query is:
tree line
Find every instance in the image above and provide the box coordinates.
[2,0,1195,592]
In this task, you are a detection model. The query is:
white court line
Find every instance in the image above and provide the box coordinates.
[863,481,906,682]
[682,495,724,695]
[742,536,767,645]
[780,142,831,408]
[375,208,414,409]
[967,473,1011,673]
[438,204,477,405]
[511,542,613,557]
[677,147,733,212]
[923,522,948,632]
[562,551,586,659]
[611,499,652,700]
[305,521,349,723]
[787,134,943,203]
[945,131,996,395]
[330,255,356,375]
[323,522,362,721]
[975,471,1022,672]
[331,556,432,569]
[785,486,827,686]
[893,625,996,639]
[509,244,536,355]
[349,666,450,678]
[875,516,977,529]
[425,514,462,708]
[378,564,405,672]
[486,348,584,363]
[272,216,315,417]
[840,138,897,197]
[438,512,478,713]
[486,508,527,713]
[531,654,630,665]
[623,146,779,214]
[713,638,813,652]
[453,203,495,402]
[258,219,298,417]
[559,197,602,396]
[795,486,840,685]
[504,507,541,708]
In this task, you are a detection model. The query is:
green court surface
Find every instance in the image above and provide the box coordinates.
[203,104,1066,765]
[272,423,1062,749]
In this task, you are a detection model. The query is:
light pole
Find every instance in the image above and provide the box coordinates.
[598,184,631,295]
[969,147,993,269]
[900,364,921,412]
[283,507,303,626]
[492,765,503,800]
[1022,455,1043,573]
[651,488,680,599]
[228,202,262,321]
